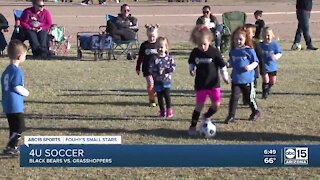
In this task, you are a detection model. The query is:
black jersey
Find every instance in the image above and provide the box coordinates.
[254,19,265,39]
[188,46,226,90]
[137,41,158,76]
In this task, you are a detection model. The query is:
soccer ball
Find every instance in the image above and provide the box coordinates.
[199,120,217,138]
[291,43,302,51]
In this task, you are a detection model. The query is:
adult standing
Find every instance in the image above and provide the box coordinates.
[20,0,52,58]
[292,0,318,50]
[196,5,223,51]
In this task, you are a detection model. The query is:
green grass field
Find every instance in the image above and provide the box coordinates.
[0,41,320,179]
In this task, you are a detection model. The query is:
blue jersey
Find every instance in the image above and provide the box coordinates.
[1,64,25,113]
[259,40,282,72]
[229,47,259,84]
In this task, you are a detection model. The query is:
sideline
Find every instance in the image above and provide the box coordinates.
[52,11,320,18]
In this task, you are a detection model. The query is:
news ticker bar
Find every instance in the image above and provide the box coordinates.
[20,144,320,167]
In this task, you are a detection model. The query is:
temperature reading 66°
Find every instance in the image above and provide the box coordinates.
[264,157,276,164]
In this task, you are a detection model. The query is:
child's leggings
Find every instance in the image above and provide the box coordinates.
[157,88,171,111]
[228,82,258,116]
[146,75,156,102]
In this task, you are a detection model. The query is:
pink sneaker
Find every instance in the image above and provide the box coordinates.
[166,108,173,118]
[159,110,165,117]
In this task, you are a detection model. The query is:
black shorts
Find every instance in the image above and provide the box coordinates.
[267,71,277,76]
[6,113,26,134]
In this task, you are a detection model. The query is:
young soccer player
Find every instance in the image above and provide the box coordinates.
[188,26,229,135]
[136,24,159,107]
[149,37,176,118]
[259,27,282,99]
[253,10,265,40]
[243,23,266,102]
[225,27,260,124]
[1,40,29,155]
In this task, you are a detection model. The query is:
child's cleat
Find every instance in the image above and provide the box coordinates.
[262,92,268,99]
[166,108,173,118]
[150,102,157,107]
[188,126,197,136]
[224,116,235,124]
[3,146,20,156]
[249,110,261,121]
[159,110,165,117]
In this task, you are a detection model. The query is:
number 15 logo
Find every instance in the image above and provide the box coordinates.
[295,148,308,160]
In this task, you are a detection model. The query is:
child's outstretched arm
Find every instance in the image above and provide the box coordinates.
[14,86,29,97]
[189,64,195,76]
[188,50,196,76]
[245,48,259,71]
[136,55,143,75]
[271,41,283,61]
[136,44,145,75]
[272,53,282,61]
[220,66,230,84]
[245,62,258,71]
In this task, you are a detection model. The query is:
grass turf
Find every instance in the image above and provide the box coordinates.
[0,41,319,179]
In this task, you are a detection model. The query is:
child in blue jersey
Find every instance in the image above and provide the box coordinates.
[188,26,229,135]
[149,37,176,118]
[1,40,29,155]
[225,27,260,124]
[243,24,265,104]
[136,24,159,107]
[260,27,282,99]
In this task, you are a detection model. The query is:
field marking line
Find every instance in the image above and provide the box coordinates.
[53,11,320,18]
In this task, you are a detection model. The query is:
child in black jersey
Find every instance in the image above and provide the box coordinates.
[254,10,265,41]
[188,25,229,136]
[136,24,159,107]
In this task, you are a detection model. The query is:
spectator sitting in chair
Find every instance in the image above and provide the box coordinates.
[107,4,138,42]
[196,5,223,51]
[20,0,52,58]
[0,13,9,55]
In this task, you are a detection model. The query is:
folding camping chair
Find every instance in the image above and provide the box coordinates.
[49,25,71,56]
[12,9,70,57]
[220,11,247,53]
[11,9,27,42]
[105,14,139,60]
